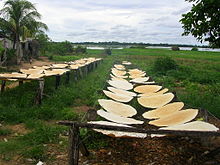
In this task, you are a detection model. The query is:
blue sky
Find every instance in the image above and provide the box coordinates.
[0,0,205,45]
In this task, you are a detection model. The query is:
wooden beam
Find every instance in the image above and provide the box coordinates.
[58,121,220,137]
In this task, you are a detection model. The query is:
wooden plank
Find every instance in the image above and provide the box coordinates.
[1,80,6,93]
[58,121,220,137]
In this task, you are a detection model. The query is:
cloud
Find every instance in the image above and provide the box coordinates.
[0,0,204,45]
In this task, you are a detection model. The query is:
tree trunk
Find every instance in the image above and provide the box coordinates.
[13,36,16,49]
[16,40,21,64]
[15,32,23,65]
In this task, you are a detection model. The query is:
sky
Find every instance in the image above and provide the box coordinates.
[0,0,205,45]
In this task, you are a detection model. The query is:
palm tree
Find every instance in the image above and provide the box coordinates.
[0,0,48,64]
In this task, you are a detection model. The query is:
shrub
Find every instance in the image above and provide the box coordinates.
[171,46,180,51]
[153,57,178,74]
[104,48,112,55]
[74,46,87,54]
[6,48,17,65]
[130,45,146,49]
[191,47,198,51]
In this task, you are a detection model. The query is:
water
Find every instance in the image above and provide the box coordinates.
[146,46,220,52]
[86,46,220,52]
[87,47,123,50]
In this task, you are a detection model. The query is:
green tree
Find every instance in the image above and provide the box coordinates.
[180,0,220,48]
[0,0,48,63]
[35,31,50,55]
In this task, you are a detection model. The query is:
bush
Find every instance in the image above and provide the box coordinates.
[171,46,180,51]
[104,48,112,55]
[130,45,146,49]
[153,57,178,74]
[74,46,87,54]
[47,41,73,56]
[191,47,198,51]
[6,48,16,65]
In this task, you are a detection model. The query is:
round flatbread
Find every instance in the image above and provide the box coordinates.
[97,109,144,125]
[142,102,184,119]
[51,64,68,68]
[107,87,137,97]
[108,80,133,90]
[27,74,44,79]
[111,76,127,81]
[20,69,44,75]
[130,77,149,83]
[112,68,126,76]
[138,88,168,97]
[122,61,132,65]
[138,93,174,108]
[44,69,68,76]
[69,65,79,70]
[128,69,144,75]
[103,90,133,103]
[149,109,199,127]
[160,121,219,132]
[134,85,162,94]
[98,99,137,117]
[89,121,146,138]
[0,73,27,79]
[129,73,146,79]
[114,64,125,70]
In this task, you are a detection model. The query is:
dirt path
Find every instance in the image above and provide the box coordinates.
[18,56,53,69]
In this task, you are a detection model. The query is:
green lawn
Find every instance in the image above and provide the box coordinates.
[0,48,220,164]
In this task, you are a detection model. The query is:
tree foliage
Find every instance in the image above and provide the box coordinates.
[35,31,50,54]
[0,0,48,63]
[180,0,220,48]
[47,41,73,56]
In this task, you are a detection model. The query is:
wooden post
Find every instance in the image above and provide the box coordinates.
[92,62,96,70]
[66,71,70,84]
[78,67,83,79]
[55,75,61,89]
[35,79,44,105]
[19,81,23,86]
[73,70,78,81]
[93,61,96,69]
[1,80,6,93]
[84,65,88,76]
[69,123,80,165]
[76,69,80,80]
[89,62,94,72]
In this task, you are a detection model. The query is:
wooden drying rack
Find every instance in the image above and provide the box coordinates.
[58,120,220,165]
[0,59,102,104]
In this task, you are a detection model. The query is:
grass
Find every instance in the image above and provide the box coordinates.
[0,47,220,163]
[0,128,12,136]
